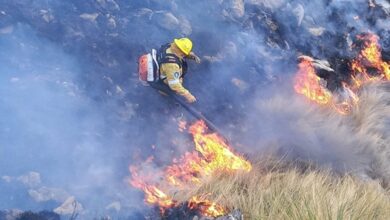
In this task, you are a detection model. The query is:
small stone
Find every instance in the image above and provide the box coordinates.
[153,11,180,31]
[40,10,54,23]
[134,8,153,19]
[308,27,326,36]
[80,13,100,22]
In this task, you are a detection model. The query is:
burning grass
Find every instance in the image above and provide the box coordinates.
[130,120,251,217]
[294,33,390,115]
[175,158,390,220]
[131,82,390,219]
[174,82,390,219]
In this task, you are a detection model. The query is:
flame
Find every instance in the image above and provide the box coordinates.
[351,33,390,85]
[294,33,390,114]
[294,59,332,105]
[188,196,225,217]
[129,166,175,208]
[130,120,252,217]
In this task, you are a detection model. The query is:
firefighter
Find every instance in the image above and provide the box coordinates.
[157,38,201,103]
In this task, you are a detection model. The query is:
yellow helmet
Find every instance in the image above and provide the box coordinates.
[174,38,193,56]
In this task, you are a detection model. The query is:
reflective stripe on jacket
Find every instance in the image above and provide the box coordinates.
[159,47,192,98]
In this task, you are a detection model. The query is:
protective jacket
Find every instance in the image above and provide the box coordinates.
[157,44,193,100]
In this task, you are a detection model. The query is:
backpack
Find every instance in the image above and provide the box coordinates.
[138,49,159,83]
[138,44,187,83]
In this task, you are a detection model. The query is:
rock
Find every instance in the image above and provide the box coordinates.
[80,13,100,22]
[134,8,154,20]
[53,196,83,215]
[224,0,245,19]
[152,11,180,31]
[298,55,335,72]
[115,85,123,95]
[191,210,243,220]
[215,209,243,220]
[377,0,390,16]
[308,27,326,36]
[40,10,54,23]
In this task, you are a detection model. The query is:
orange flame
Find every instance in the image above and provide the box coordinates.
[130,120,251,217]
[294,59,332,105]
[188,196,225,217]
[129,166,175,208]
[351,33,390,85]
[294,33,390,114]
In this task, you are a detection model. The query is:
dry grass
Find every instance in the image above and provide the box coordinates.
[175,159,390,220]
[170,83,390,219]
[129,83,390,219]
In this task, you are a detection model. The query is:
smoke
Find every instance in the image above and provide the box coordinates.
[0,0,389,218]
[235,82,390,184]
[0,24,143,216]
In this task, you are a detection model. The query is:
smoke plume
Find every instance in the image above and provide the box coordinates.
[0,0,389,218]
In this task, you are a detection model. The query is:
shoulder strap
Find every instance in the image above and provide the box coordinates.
[157,43,183,67]
[157,43,188,77]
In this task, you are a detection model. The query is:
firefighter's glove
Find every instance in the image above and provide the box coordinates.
[194,55,201,64]
[189,52,201,64]
[185,93,197,103]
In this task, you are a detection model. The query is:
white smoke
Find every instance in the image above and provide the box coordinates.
[239,82,390,185]
[0,24,141,216]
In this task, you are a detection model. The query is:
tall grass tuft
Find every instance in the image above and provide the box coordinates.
[174,158,390,220]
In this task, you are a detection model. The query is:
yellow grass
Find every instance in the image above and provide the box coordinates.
[170,83,390,219]
[174,160,390,220]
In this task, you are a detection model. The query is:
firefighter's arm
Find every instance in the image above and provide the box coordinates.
[164,64,196,103]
